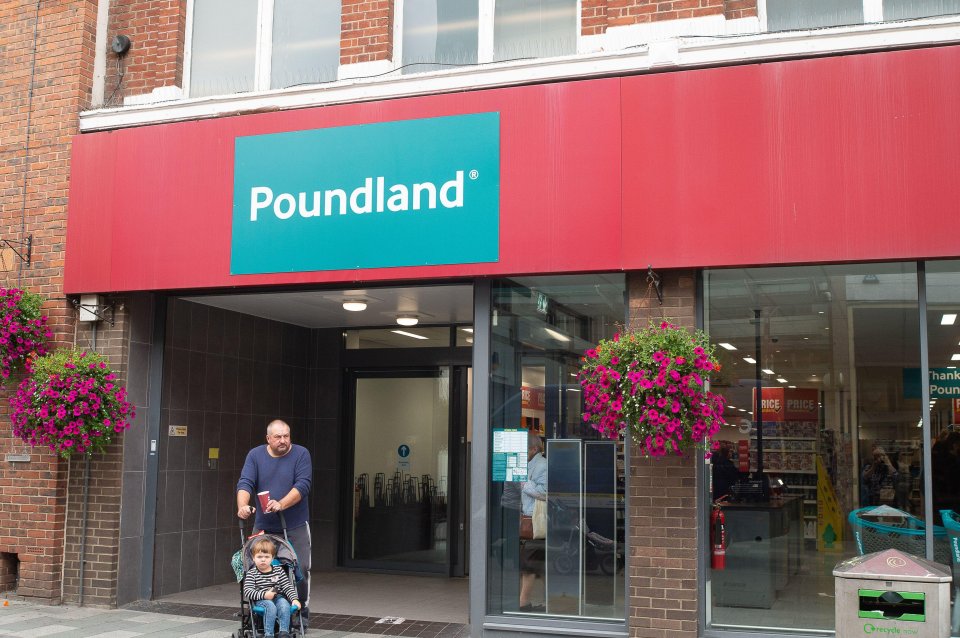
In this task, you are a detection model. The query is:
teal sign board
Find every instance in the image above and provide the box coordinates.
[232,113,500,274]
[903,368,960,399]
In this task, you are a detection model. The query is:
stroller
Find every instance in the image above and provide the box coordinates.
[231,513,306,638]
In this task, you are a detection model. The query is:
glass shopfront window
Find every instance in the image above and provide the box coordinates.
[487,275,625,622]
[704,263,926,632]
[926,260,960,534]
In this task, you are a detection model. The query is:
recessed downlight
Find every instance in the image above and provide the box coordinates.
[342,301,367,312]
[743,357,757,364]
[396,315,419,327]
[762,368,775,375]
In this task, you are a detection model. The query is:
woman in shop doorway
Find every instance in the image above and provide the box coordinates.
[861,446,897,507]
[519,430,547,613]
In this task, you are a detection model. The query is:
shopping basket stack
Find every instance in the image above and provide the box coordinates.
[848,506,951,564]
[939,509,960,633]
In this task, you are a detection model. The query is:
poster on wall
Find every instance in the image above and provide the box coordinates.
[492,429,528,482]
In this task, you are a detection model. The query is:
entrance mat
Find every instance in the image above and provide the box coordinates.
[122,601,470,637]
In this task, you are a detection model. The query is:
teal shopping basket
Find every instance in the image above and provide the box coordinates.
[848,506,951,564]
[939,509,960,633]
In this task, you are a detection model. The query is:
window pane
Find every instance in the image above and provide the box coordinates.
[402,0,478,74]
[494,0,577,62]
[487,274,625,621]
[705,263,924,632]
[925,260,960,544]
[189,0,258,97]
[271,0,341,89]
[883,0,960,20]
[351,372,449,566]
[766,0,863,31]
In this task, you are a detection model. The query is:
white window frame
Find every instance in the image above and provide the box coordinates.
[183,0,338,98]
[392,0,583,73]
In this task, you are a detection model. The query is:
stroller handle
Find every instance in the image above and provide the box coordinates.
[237,508,292,545]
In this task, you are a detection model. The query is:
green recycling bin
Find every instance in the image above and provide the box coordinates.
[834,548,952,638]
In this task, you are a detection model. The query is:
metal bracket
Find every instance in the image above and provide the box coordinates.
[1,235,32,266]
[68,297,117,326]
[647,265,663,305]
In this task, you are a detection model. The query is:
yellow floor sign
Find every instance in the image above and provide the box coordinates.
[816,455,843,551]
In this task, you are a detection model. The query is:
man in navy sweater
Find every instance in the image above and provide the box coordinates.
[238,420,313,620]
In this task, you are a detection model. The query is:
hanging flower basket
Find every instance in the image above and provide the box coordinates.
[0,287,51,379]
[10,349,136,459]
[578,321,727,458]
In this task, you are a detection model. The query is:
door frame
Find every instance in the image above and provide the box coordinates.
[339,340,471,575]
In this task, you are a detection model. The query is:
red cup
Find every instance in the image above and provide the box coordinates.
[257,491,270,511]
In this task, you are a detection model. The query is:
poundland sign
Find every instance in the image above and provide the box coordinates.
[231,113,500,275]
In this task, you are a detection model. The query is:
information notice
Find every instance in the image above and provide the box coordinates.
[492,429,528,482]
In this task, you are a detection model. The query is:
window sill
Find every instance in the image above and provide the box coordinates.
[79,15,960,133]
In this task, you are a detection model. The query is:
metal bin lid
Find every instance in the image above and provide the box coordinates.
[833,549,951,583]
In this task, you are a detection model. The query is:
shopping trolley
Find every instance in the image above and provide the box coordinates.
[848,506,951,564]
[939,509,960,634]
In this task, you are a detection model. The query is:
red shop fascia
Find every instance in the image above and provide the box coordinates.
[65,44,960,293]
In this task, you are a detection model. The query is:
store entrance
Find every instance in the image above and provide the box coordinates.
[344,366,471,575]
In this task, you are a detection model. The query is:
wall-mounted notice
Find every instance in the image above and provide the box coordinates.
[492,429,528,482]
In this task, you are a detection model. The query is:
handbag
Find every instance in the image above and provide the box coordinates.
[532,499,547,540]
[520,515,533,540]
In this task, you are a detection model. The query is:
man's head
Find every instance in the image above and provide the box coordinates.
[266,420,292,457]
[527,430,543,458]
[872,446,887,463]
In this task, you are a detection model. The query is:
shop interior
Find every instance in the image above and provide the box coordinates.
[704,263,960,633]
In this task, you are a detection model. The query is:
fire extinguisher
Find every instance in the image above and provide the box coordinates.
[711,500,727,570]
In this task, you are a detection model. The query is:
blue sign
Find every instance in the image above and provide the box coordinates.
[232,113,500,275]
[903,368,960,399]
[398,445,410,458]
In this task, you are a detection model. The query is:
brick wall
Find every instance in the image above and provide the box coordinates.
[103,0,186,108]
[0,0,99,603]
[583,0,754,33]
[341,0,393,66]
[627,270,700,638]
[58,308,131,607]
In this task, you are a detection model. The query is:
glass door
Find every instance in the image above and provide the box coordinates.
[346,368,453,572]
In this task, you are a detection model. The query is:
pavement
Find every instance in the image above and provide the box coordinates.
[0,595,470,638]
[0,595,238,638]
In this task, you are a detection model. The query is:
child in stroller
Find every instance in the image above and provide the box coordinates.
[245,537,300,638]
[232,516,306,638]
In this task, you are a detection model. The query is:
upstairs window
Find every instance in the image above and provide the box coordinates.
[399,0,577,74]
[187,0,341,98]
[764,0,960,31]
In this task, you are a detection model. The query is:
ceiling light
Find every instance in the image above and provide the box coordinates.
[391,330,428,340]
[942,314,957,325]
[952,354,960,361]
[727,405,736,409]
[342,301,367,312]
[738,408,746,412]
[396,315,419,327]
[762,368,775,375]
[788,385,796,389]
[719,343,737,350]
[743,357,757,364]
[466,337,473,344]
[544,327,571,342]
[461,327,474,333]
[777,378,788,383]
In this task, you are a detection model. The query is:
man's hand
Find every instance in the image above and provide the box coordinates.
[265,499,283,513]
[237,505,255,519]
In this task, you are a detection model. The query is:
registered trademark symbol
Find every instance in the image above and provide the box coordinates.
[469,170,479,180]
